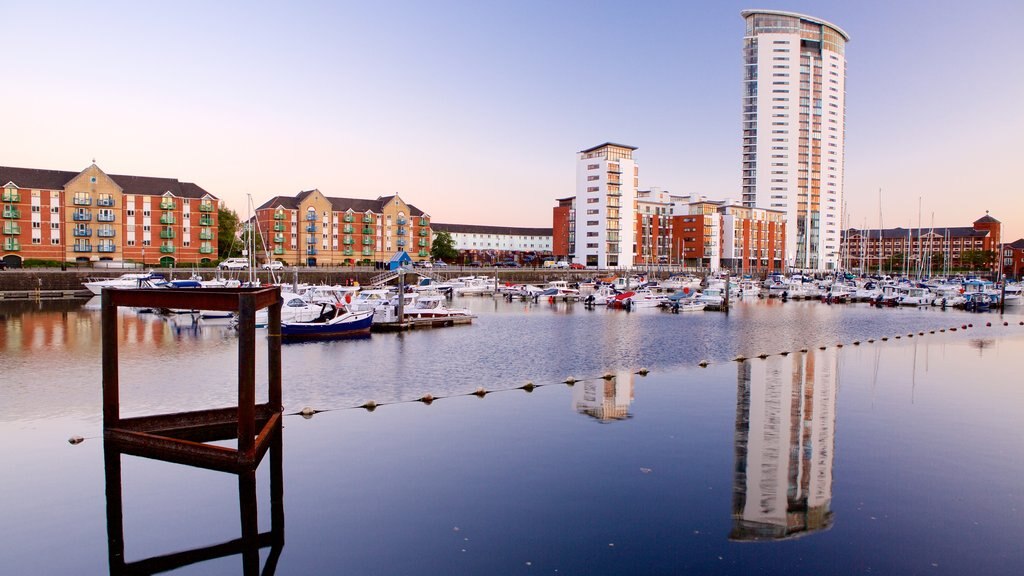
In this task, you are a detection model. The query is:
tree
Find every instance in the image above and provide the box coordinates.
[218,207,240,258]
[431,231,458,262]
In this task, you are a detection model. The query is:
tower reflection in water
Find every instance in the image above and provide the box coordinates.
[572,371,635,422]
[731,349,838,540]
[103,421,284,575]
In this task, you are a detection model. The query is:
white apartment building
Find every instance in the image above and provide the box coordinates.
[741,10,848,270]
[574,143,638,268]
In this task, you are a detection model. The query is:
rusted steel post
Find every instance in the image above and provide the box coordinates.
[270,422,285,549]
[267,292,282,413]
[237,294,256,460]
[103,445,125,572]
[239,469,260,575]
[102,290,120,428]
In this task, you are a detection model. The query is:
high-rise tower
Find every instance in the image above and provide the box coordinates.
[575,143,638,268]
[741,10,849,270]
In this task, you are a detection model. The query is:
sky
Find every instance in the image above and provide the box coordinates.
[3,0,1023,240]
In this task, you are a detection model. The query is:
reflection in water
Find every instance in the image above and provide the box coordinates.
[572,371,635,422]
[731,349,838,540]
[104,422,284,575]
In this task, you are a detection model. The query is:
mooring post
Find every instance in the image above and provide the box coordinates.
[237,293,256,460]
[267,295,282,413]
[101,289,120,429]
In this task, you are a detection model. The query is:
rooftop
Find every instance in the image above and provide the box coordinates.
[741,9,850,41]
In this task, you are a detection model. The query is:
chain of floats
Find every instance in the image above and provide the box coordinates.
[68,319,1024,444]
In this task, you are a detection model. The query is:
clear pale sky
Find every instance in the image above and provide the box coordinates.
[3,0,1022,241]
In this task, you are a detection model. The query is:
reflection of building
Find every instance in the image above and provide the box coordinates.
[573,372,635,422]
[731,349,838,540]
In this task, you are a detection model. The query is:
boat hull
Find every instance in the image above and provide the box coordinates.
[281,311,374,341]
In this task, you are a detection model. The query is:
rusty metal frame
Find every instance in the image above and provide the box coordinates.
[102,287,282,473]
[104,421,284,575]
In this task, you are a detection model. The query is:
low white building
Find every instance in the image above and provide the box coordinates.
[431,223,552,261]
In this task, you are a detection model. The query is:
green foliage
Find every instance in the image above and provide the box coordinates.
[23,259,65,268]
[430,231,458,262]
[217,207,239,258]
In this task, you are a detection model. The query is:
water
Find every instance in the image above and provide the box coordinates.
[1,296,1023,574]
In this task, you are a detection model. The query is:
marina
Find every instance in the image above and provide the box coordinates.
[2,292,1023,574]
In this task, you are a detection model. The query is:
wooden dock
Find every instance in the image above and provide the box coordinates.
[0,289,92,300]
[372,315,475,332]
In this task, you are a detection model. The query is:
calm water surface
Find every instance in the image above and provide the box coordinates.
[1,296,1022,574]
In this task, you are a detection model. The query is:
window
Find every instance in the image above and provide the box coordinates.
[50,206,59,214]
[31,205,40,213]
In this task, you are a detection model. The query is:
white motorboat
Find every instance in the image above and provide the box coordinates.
[84,271,163,294]
[401,294,475,320]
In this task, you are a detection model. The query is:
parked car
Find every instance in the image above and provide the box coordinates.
[219,258,249,270]
[542,260,557,268]
[555,261,570,269]
[413,260,433,268]
[498,260,521,268]
[434,260,448,267]
[261,260,284,270]
[569,263,585,270]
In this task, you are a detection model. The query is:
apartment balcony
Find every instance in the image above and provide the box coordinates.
[342,237,353,245]
[199,202,215,212]
[199,216,214,226]
[397,227,406,236]
[4,241,21,251]
[273,223,285,232]
[396,218,407,226]
[306,248,318,255]
[1,190,20,202]
[2,224,20,235]
[362,215,374,224]
[97,228,116,238]
[97,197,115,207]
[397,239,406,247]
[73,227,93,237]
[306,237,316,244]
[160,200,176,210]
[160,229,175,239]
[343,248,354,256]
[343,224,354,233]
[97,244,116,253]
[160,245,175,254]
[273,211,286,220]
[73,243,92,253]
[418,250,429,257]
[200,230,214,240]
[362,237,372,246]
[159,214,176,225]
[306,213,317,221]
[200,246,214,254]
[305,225,317,233]
[273,246,284,255]
[418,229,429,237]
[273,234,284,243]
[343,214,355,223]
[607,179,622,186]
[418,239,427,247]
[357,226,371,235]
[72,212,91,221]
[73,197,92,206]
[3,207,21,219]
[418,218,428,226]
[97,213,115,222]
